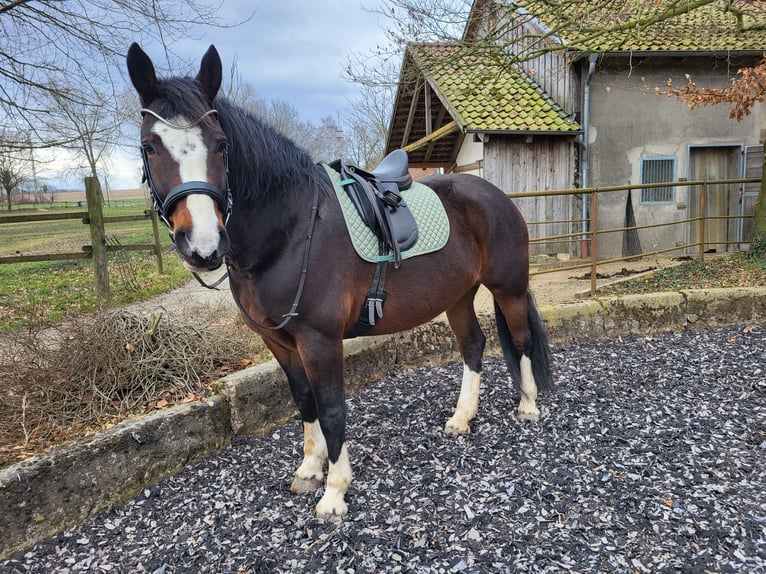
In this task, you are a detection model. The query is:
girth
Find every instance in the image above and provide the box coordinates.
[328,149,420,337]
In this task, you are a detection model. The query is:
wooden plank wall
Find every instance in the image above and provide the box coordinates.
[484,136,578,255]
[501,10,577,114]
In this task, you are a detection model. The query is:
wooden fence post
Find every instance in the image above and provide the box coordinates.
[147,209,165,274]
[699,182,707,262]
[85,176,110,298]
[589,191,599,296]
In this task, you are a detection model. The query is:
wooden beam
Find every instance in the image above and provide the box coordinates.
[403,121,459,153]
[401,81,423,148]
[0,211,87,223]
[424,107,448,164]
[454,160,484,173]
[425,82,432,135]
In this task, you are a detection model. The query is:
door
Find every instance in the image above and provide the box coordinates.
[688,146,741,253]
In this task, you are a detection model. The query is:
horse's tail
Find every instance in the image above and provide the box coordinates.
[494,291,554,392]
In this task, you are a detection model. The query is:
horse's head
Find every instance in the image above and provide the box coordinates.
[127,43,231,272]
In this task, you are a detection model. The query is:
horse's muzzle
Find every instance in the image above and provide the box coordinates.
[173,225,230,272]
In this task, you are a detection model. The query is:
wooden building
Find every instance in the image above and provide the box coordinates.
[386,0,766,258]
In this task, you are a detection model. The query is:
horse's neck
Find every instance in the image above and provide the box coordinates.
[222,107,319,264]
[226,163,316,269]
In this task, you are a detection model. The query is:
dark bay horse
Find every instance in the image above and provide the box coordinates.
[126,43,553,519]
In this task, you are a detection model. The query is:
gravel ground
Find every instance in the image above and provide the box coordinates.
[3,325,765,573]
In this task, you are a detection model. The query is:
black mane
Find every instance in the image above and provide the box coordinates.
[155,77,319,205]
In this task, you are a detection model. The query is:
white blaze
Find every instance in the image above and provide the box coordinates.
[153,117,221,258]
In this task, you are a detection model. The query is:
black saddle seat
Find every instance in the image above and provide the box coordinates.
[372,149,412,191]
[329,149,418,269]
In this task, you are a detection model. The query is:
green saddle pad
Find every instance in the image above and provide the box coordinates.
[322,164,450,263]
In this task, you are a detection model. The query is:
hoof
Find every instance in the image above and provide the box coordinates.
[315,491,348,520]
[291,475,323,494]
[444,418,470,435]
[517,408,540,422]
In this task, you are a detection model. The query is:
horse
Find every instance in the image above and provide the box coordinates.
[126,43,553,519]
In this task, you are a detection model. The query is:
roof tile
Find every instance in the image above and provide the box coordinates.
[410,43,580,133]
[513,0,766,53]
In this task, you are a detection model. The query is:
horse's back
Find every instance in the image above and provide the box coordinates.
[419,172,528,246]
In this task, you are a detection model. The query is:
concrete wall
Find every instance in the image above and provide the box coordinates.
[587,55,766,259]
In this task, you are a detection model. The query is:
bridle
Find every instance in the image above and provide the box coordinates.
[137,106,318,330]
[139,107,233,230]
[139,107,232,291]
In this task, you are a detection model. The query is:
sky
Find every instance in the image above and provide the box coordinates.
[174,0,392,123]
[43,0,394,191]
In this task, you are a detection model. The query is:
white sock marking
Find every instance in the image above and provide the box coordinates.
[294,420,327,483]
[445,364,481,434]
[315,443,351,519]
[518,354,540,420]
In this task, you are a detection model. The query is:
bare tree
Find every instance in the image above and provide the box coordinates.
[0,142,29,211]
[342,84,394,168]
[661,55,766,122]
[351,0,766,85]
[36,80,121,194]
[346,0,471,88]
[0,0,249,152]
[247,99,321,155]
[305,116,352,164]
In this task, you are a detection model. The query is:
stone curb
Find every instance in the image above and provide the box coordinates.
[1,287,764,559]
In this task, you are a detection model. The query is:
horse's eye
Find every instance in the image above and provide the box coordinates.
[215,141,228,154]
[142,142,158,155]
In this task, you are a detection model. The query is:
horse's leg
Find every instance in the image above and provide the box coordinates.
[493,293,540,421]
[264,341,327,494]
[444,285,486,434]
[297,336,352,519]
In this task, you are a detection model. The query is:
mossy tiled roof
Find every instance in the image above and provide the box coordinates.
[409,43,580,132]
[513,0,766,53]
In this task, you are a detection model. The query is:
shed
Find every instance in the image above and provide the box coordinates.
[386,0,766,259]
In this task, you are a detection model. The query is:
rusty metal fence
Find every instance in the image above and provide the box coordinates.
[508,177,761,296]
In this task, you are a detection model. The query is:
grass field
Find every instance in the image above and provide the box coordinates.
[0,202,189,332]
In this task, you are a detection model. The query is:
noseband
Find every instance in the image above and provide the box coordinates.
[139,108,233,229]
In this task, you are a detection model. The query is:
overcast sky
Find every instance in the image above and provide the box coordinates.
[171,0,392,123]
[40,0,394,191]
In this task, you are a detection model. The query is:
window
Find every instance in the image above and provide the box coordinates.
[639,157,676,204]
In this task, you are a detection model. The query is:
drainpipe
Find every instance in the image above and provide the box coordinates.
[581,53,598,257]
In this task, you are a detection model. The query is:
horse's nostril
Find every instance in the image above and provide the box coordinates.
[172,228,194,258]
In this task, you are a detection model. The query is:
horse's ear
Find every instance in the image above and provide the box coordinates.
[196,45,222,105]
[127,43,158,106]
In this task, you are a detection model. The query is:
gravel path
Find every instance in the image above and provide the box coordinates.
[4,325,765,573]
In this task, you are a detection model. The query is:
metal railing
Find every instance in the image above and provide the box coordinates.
[506,177,761,296]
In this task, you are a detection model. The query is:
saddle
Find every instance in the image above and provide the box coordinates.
[330,149,418,268]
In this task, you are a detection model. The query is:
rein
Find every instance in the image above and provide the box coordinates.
[229,182,321,331]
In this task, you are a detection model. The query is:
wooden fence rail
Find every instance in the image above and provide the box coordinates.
[0,177,164,299]
[1,176,760,299]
